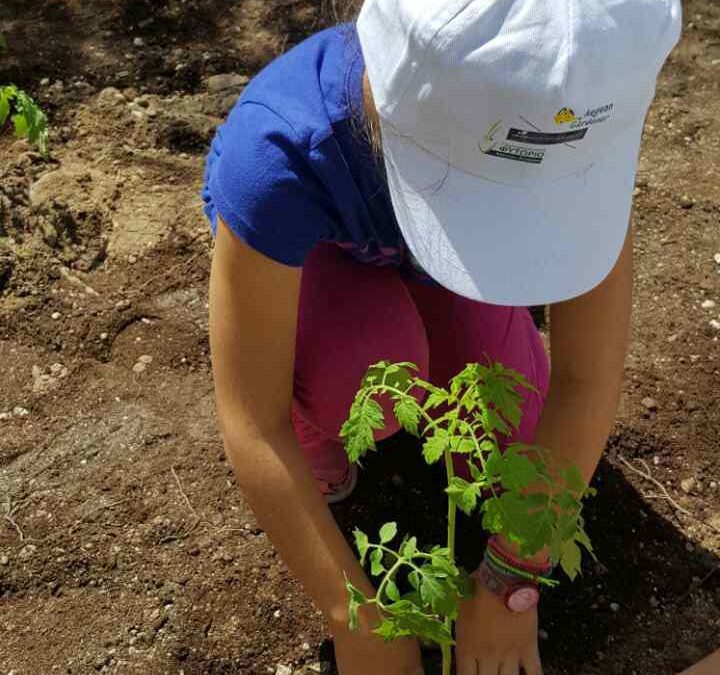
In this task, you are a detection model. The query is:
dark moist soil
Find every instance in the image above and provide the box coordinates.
[1,2,719,675]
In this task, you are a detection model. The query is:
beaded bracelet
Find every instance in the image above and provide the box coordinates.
[484,547,559,588]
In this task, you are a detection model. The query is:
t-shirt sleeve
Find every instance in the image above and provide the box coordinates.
[201,102,335,266]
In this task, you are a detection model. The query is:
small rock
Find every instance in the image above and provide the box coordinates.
[206,73,250,93]
[680,196,694,209]
[50,363,63,375]
[680,477,697,494]
[641,397,658,411]
[649,595,660,608]
[132,362,146,374]
[51,311,61,320]
[538,629,549,640]
[0,554,9,565]
[18,544,37,560]
[275,665,293,675]
[133,37,145,47]
[708,513,720,530]
[701,299,716,309]
[652,455,660,466]
[128,255,137,264]
[273,609,281,619]
[709,319,720,331]
[100,332,108,341]
[13,406,30,417]
[301,642,311,651]
[710,481,718,489]
[610,602,620,613]
[138,354,153,364]
[0,412,11,420]
[40,77,50,86]
[714,253,720,265]
[97,87,126,105]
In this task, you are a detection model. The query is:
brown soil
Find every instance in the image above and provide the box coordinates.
[1,2,719,674]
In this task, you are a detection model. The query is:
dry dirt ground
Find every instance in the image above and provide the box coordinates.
[1,2,719,674]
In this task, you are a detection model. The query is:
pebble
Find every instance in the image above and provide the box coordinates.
[275,665,293,675]
[538,629,549,640]
[649,595,660,608]
[301,642,310,651]
[610,602,620,612]
[132,362,146,374]
[206,73,250,93]
[653,455,660,466]
[714,253,720,265]
[18,544,37,560]
[133,37,145,47]
[128,255,137,264]
[273,609,281,619]
[0,554,8,565]
[13,406,30,417]
[701,299,717,309]
[680,477,697,494]
[0,412,11,420]
[138,354,153,364]
[51,311,61,320]
[100,333,108,341]
[710,320,720,331]
[711,481,718,489]
[641,397,658,411]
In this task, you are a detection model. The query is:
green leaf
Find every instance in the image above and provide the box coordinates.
[400,536,417,558]
[419,572,456,616]
[562,466,587,495]
[345,579,367,631]
[12,112,28,137]
[422,429,448,464]
[0,88,13,126]
[353,528,370,565]
[381,603,455,647]
[408,570,420,590]
[424,389,449,410]
[560,539,582,580]
[379,522,398,544]
[574,528,595,556]
[385,578,401,602]
[467,459,485,483]
[499,446,538,492]
[394,397,421,436]
[445,476,480,516]
[455,569,475,599]
[370,548,385,577]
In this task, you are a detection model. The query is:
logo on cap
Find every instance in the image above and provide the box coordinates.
[554,108,577,125]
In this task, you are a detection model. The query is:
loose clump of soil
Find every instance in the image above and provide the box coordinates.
[1,2,719,674]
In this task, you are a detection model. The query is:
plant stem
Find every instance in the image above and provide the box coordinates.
[442,448,457,675]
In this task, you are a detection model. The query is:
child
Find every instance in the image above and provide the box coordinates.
[202,1,682,673]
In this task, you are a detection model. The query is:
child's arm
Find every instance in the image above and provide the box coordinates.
[209,216,377,626]
[678,648,720,675]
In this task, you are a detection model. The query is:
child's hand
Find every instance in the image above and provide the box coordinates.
[676,648,720,675]
[331,603,424,675]
[455,583,543,675]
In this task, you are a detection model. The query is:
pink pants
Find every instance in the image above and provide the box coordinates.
[291,244,551,482]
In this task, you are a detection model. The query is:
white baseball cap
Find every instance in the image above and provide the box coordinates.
[357,0,683,306]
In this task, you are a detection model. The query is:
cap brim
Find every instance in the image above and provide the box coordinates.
[382,119,644,306]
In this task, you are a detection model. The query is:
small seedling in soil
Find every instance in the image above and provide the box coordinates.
[340,360,597,675]
[0,34,49,156]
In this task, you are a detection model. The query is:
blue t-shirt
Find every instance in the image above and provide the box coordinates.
[200,23,431,279]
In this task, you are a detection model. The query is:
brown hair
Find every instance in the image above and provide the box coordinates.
[361,70,383,159]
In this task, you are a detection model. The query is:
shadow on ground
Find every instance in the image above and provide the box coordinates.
[328,427,720,675]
